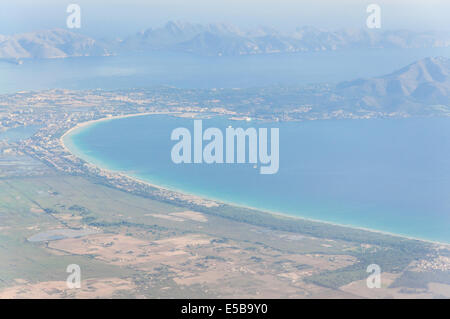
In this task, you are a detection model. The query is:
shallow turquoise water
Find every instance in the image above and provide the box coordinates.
[65,115,450,243]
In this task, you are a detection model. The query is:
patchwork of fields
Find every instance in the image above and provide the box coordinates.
[0,153,449,298]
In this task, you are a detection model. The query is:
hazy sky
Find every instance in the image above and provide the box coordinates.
[1,0,449,37]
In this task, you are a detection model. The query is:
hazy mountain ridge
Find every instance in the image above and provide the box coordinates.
[1,21,450,60]
[0,28,112,60]
[121,22,450,55]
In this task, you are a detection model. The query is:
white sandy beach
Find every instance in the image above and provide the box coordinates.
[59,112,449,246]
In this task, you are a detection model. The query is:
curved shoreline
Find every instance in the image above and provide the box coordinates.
[60,111,224,204]
[60,113,448,246]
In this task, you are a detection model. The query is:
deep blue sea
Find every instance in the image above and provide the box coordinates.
[65,115,450,243]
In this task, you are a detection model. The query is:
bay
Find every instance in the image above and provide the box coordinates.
[65,115,450,243]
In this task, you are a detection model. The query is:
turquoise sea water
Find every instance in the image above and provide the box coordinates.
[65,115,450,243]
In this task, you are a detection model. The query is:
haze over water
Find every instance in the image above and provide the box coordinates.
[2,47,450,93]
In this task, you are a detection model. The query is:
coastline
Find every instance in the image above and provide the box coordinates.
[60,113,449,246]
[60,111,180,153]
[60,111,223,204]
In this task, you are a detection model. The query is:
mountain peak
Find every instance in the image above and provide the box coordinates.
[337,56,450,106]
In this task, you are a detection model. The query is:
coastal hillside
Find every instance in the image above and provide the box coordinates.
[180,57,450,119]
[336,57,450,112]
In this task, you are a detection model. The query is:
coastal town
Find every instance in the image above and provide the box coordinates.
[0,88,236,207]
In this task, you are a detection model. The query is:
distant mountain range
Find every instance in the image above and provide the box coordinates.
[123,21,450,56]
[1,21,450,60]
